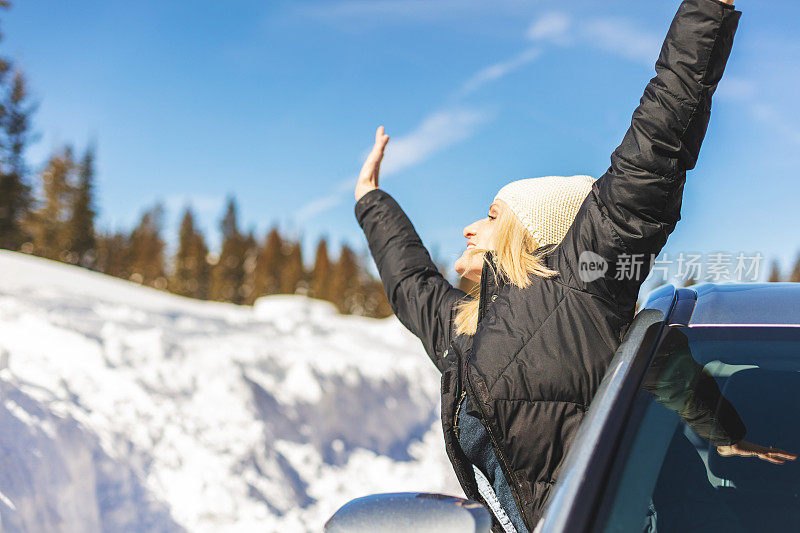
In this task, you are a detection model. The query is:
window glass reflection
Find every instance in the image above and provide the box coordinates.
[604,326,799,533]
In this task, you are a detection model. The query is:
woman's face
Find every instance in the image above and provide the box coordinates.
[454,199,506,283]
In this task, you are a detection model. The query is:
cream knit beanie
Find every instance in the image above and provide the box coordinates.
[494,175,596,247]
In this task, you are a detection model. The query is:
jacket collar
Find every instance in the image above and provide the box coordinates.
[478,250,503,322]
[477,245,558,322]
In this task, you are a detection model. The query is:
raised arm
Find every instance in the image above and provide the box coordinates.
[597,0,741,258]
[555,0,741,303]
[354,127,466,372]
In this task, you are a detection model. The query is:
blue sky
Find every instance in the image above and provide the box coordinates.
[5,0,800,290]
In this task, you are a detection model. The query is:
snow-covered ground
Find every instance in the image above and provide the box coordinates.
[0,250,461,532]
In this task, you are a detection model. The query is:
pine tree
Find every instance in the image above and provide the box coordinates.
[241,230,258,304]
[280,239,304,295]
[0,1,9,77]
[253,226,283,298]
[790,254,800,283]
[768,260,782,283]
[0,71,35,250]
[129,203,167,288]
[310,237,332,301]
[96,230,130,279]
[67,145,97,268]
[172,207,210,299]
[210,197,247,303]
[361,277,393,318]
[329,243,361,314]
[353,246,392,318]
[27,146,75,260]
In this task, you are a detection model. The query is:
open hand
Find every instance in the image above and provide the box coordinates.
[717,440,798,465]
[355,125,390,202]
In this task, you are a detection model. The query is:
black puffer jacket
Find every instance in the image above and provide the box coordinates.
[355,0,741,530]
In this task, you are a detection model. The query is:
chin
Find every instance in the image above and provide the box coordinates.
[455,255,480,283]
[454,256,466,276]
[466,272,481,284]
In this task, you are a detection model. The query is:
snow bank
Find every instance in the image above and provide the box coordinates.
[0,250,461,532]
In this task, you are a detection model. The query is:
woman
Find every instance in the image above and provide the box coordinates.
[353,1,751,531]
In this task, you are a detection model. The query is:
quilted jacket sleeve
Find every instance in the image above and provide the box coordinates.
[355,188,467,373]
[556,0,741,304]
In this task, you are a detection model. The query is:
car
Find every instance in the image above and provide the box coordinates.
[325,282,800,533]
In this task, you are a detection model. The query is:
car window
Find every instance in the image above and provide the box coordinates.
[593,326,800,533]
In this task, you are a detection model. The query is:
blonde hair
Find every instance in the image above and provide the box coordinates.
[453,203,558,336]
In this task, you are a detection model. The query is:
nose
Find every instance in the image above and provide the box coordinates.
[463,220,477,240]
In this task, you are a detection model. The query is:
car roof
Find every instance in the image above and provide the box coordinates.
[643,282,800,327]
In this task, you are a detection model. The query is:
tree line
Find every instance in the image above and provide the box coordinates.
[2,136,414,316]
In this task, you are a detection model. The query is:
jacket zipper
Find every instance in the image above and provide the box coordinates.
[453,390,467,440]
[463,252,530,528]
[464,244,559,527]
[465,354,531,529]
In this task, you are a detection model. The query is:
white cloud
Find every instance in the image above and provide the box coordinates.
[293,108,492,223]
[294,177,354,221]
[583,17,661,68]
[455,47,542,98]
[529,15,800,148]
[525,11,660,68]
[526,12,572,44]
[379,108,491,176]
[709,77,800,147]
[716,76,757,102]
